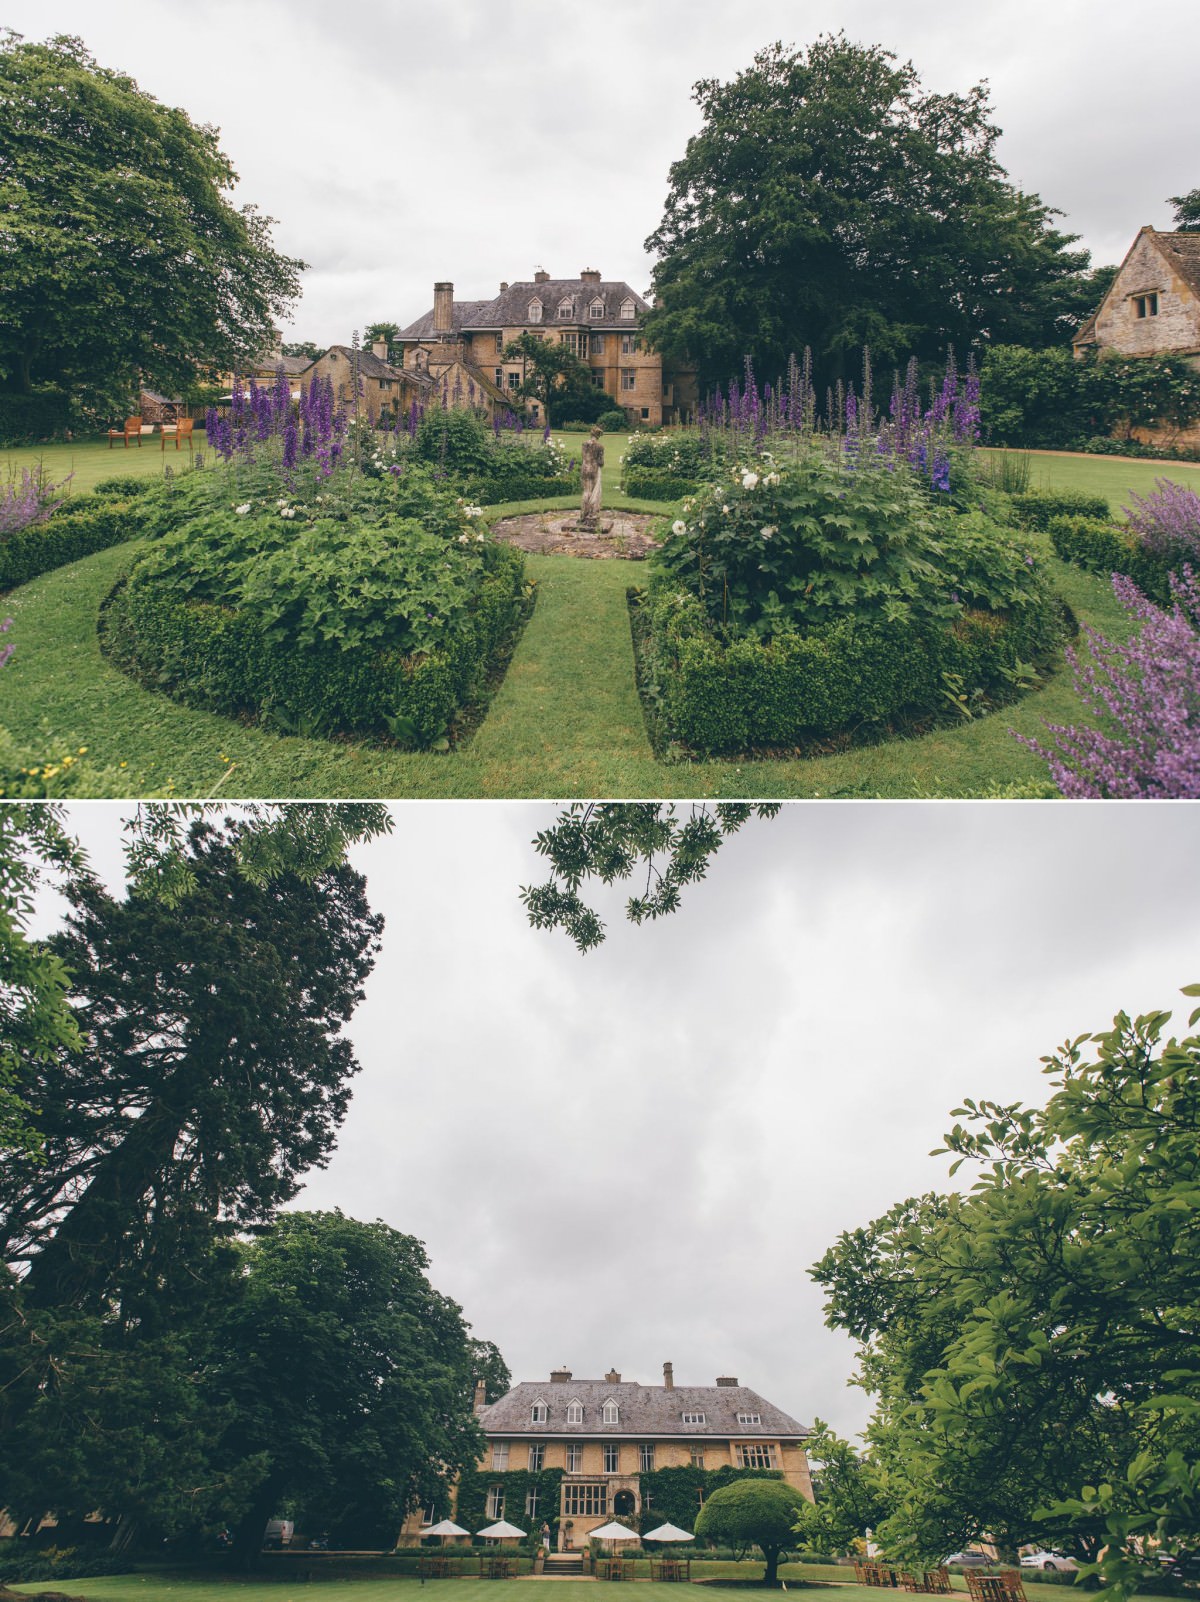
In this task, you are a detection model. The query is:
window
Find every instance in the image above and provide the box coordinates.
[681,1411,706,1425]
[528,300,543,323]
[567,1400,584,1423]
[589,298,605,320]
[1134,293,1160,318]
[525,1488,540,1519]
[529,1443,545,1472]
[566,1444,582,1472]
[422,1506,435,1527]
[531,1401,548,1424]
[620,334,640,355]
[621,370,636,392]
[495,333,504,352]
[492,1443,509,1470]
[558,298,574,319]
[494,368,504,387]
[640,408,649,419]
[564,1483,607,1517]
[560,330,588,360]
[590,334,606,355]
[591,371,605,387]
[640,1444,655,1473]
[620,299,636,320]
[689,1448,705,1469]
[487,1486,506,1519]
[736,1444,778,1470]
[737,1412,762,1426]
[603,1443,620,1473]
[507,372,520,389]
[602,1400,620,1424]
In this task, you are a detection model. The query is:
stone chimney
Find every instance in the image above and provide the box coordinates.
[663,1362,674,1390]
[433,281,454,334]
[605,1368,622,1384]
[550,1367,572,1383]
[473,1378,488,1412]
[581,269,601,284]
[715,1376,738,1387]
[371,339,388,362]
[500,282,509,292]
[534,268,550,283]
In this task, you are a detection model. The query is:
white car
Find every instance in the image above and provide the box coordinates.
[1019,1552,1077,1573]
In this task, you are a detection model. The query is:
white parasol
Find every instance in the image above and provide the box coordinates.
[642,1523,695,1542]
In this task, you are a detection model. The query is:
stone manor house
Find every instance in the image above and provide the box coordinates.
[396,271,698,428]
[400,1363,813,1549]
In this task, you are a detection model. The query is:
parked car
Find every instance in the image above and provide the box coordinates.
[263,1519,294,1549]
[1020,1552,1078,1573]
[1157,1552,1200,1581]
[945,1553,993,1568]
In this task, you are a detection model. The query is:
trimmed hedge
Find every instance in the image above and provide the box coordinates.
[1008,489,1111,531]
[102,541,527,745]
[623,465,694,501]
[1047,514,1180,606]
[638,584,1067,755]
[0,495,148,591]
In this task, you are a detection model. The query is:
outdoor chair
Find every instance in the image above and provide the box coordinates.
[108,415,142,447]
[966,1573,1010,1602]
[161,416,194,450]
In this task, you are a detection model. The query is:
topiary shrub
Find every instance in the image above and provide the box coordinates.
[92,475,154,498]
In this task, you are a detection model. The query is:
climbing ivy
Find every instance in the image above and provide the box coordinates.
[454,1468,566,1545]
[638,1465,783,1534]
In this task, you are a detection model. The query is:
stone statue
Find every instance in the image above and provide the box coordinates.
[578,424,604,530]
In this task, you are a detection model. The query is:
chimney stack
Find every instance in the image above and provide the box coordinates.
[371,339,388,362]
[663,1362,674,1390]
[500,282,509,292]
[534,268,550,283]
[581,269,601,284]
[715,1376,738,1387]
[433,281,454,335]
[550,1367,572,1383]
[605,1368,622,1384]
[473,1378,488,1412]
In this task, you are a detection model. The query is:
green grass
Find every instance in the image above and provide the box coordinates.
[979,448,1200,513]
[3,445,1156,798]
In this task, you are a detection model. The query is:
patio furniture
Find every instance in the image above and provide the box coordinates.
[419,1554,449,1579]
[108,415,142,448]
[160,417,195,450]
[900,1570,953,1594]
[965,1573,1026,1602]
[652,1558,690,1582]
[857,1562,899,1587]
[599,1557,634,1580]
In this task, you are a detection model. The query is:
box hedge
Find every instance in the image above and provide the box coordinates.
[0,494,149,591]
[102,541,527,745]
[622,465,694,501]
[1008,489,1111,531]
[638,584,1066,755]
[1047,514,1181,606]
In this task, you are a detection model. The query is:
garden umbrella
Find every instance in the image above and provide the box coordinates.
[590,1521,641,1547]
[642,1524,694,1542]
[423,1520,470,1538]
[477,1520,527,1540]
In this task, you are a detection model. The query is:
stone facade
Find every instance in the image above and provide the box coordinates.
[302,343,431,427]
[399,1363,813,1549]
[398,271,697,427]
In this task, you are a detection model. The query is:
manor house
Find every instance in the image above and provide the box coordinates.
[401,1363,813,1550]
[396,272,697,427]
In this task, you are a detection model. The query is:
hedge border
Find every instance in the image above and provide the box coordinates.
[1046,515,1191,608]
[0,495,149,591]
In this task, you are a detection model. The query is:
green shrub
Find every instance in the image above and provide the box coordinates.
[623,466,694,501]
[0,495,147,590]
[415,407,493,473]
[557,420,595,433]
[638,582,1065,756]
[1009,489,1112,531]
[1047,514,1177,605]
[462,438,578,503]
[599,410,628,432]
[0,389,70,444]
[92,474,154,497]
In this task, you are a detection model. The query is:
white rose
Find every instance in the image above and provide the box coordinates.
[235,503,251,515]
[457,533,470,543]
[672,520,687,535]
[742,471,760,490]
[721,505,731,515]
[761,525,776,539]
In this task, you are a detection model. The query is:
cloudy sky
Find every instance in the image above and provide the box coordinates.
[7,0,1200,343]
[40,801,1200,1442]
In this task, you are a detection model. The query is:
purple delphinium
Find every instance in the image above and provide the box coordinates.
[0,617,13,671]
[282,411,298,472]
[1123,478,1200,565]
[1017,567,1200,798]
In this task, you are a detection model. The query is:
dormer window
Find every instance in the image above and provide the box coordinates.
[737,1412,761,1425]
[619,299,636,320]
[528,300,543,323]
[558,298,574,319]
[681,1410,706,1424]
[1134,293,1159,319]
[589,298,605,320]
[531,1400,548,1424]
[567,1400,584,1423]
[602,1400,619,1424]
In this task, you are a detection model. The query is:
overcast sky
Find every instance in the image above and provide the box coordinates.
[39,801,1200,1443]
[6,0,1200,343]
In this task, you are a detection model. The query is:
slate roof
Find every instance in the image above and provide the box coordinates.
[322,343,415,381]
[479,1380,808,1440]
[1074,229,1200,347]
[399,278,650,340]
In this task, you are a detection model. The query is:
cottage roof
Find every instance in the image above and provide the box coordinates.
[1074,228,1200,347]
[323,344,413,382]
[398,279,650,340]
[479,1380,808,1440]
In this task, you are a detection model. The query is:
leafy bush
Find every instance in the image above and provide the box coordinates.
[623,466,695,501]
[558,420,594,433]
[0,389,70,444]
[599,410,628,432]
[92,474,154,497]
[461,438,578,503]
[0,1543,132,1582]
[415,406,493,474]
[0,494,147,590]
[1047,516,1175,606]
[1008,489,1111,531]
[981,346,1200,449]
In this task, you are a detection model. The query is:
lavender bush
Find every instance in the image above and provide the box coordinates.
[0,465,71,534]
[1123,478,1200,566]
[1019,568,1200,798]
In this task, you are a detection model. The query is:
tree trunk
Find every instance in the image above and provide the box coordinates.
[108,1513,139,1554]
[763,1546,780,1586]
[231,1477,284,1572]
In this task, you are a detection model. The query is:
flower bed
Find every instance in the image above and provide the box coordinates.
[1045,480,1200,608]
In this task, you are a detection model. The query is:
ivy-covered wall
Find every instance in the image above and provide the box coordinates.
[637,1466,783,1534]
[455,1468,565,1544]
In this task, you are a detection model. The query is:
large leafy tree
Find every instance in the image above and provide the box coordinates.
[501,331,604,423]
[693,1477,809,1585]
[811,984,1200,1592]
[0,31,305,412]
[643,35,1098,390]
[213,1211,487,1563]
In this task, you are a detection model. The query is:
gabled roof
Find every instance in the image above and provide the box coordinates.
[1074,228,1200,346]
[479,1380,808,1440]
[399,278,650,340]
[322,344,413,381]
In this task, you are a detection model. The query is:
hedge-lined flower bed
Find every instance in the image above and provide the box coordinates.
[102,486,528,746]
[0,484,154,590]
[1044,480,1200,608]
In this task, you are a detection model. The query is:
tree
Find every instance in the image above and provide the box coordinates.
[502,332,601,423]
[281,340,322,361]
[793,1420,889,1556]
[0,32,305,414]
[810,983,1200,1593]
[212,1212,487,1563]
[1169,189,1200,232]
[643,35,1100,391]
[469,1338,513,1405]
[693,1477,809,1585]
[363,322,400,357]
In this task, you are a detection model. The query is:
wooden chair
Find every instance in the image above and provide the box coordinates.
[161,416,195,451]
[966,1573,1009,1602]
[108,415,142,448]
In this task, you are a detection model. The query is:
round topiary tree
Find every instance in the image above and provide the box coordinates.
[693,1477,810,1586]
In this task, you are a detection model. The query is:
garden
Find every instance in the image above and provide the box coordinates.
[3,359,1200,799]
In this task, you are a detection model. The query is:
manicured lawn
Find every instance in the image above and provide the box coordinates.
[979,448,1200,513]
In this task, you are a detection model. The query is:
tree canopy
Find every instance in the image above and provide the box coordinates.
[0,31,305,413]
[693,1477,809,1585]
[810,983,1200,1593]
[642,35,1101,391]
[1170,189,1200,233]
